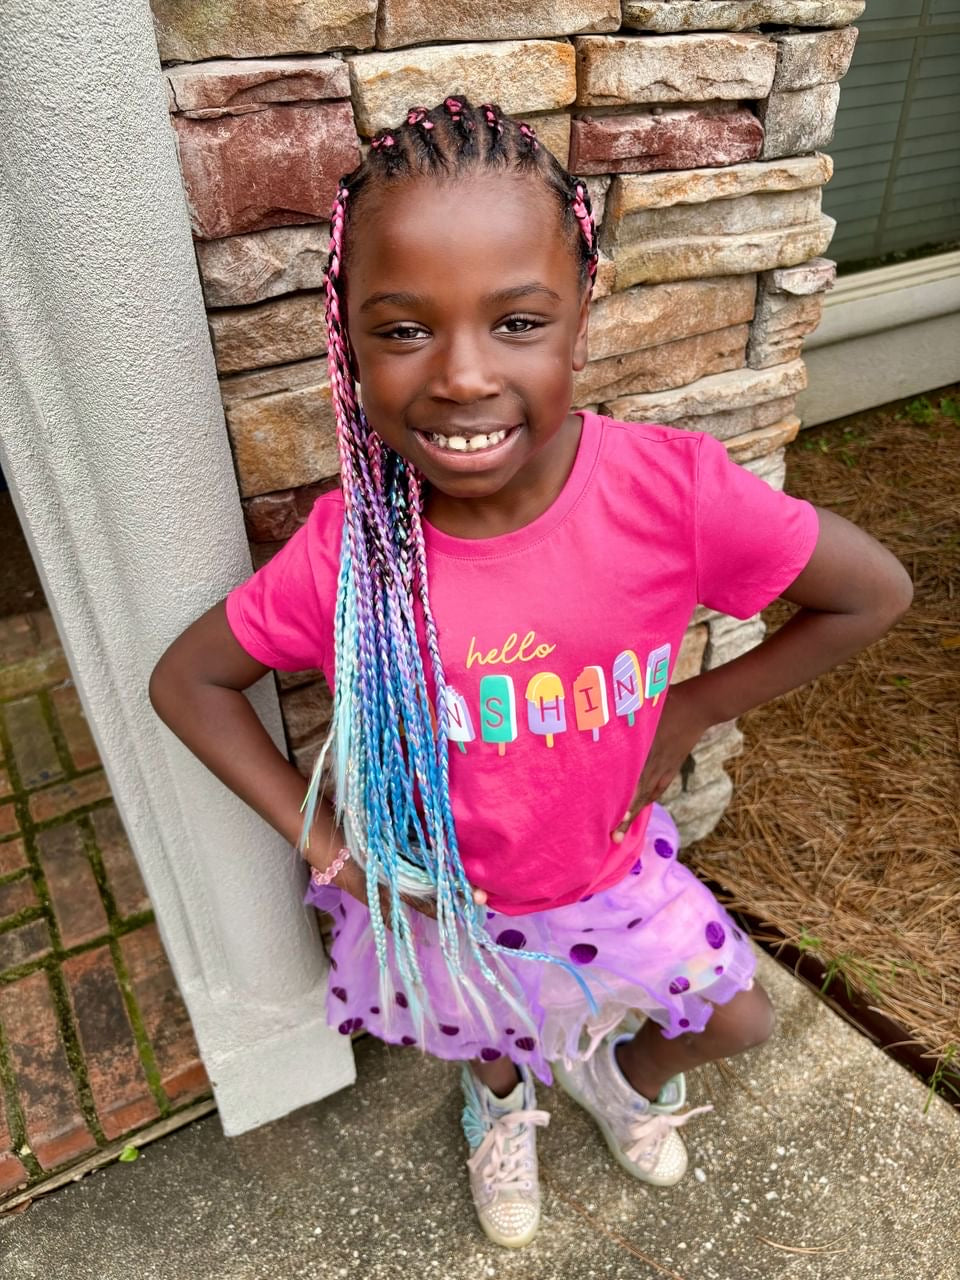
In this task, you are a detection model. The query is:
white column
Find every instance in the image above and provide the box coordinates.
[0,1,354,1133]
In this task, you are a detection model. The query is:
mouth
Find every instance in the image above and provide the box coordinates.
[413,424,522,468]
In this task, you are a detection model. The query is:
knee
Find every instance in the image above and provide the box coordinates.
[708,981,775,1055]
[739,981,776,1051]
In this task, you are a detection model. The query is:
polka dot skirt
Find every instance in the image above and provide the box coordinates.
[305,804,755,1086]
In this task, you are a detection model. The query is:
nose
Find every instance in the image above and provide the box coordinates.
[427,329,501,404]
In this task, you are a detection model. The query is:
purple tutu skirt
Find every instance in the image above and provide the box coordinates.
[305,804,755,1085]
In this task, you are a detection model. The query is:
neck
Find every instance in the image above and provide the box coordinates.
[425,412,583,539]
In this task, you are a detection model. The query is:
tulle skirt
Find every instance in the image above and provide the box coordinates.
[305,804,755,1085]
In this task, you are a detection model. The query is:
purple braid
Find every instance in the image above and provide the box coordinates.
[300,99,601,1030]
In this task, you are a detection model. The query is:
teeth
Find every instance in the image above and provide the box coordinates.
[428,429,508,452]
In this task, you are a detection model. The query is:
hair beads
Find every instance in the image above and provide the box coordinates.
[301,99,600,1035]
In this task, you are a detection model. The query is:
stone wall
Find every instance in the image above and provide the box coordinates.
[153,0,862,845]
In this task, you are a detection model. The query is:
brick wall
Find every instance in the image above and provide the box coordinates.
[153,0,863,844]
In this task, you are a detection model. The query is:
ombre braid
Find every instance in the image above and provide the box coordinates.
[301,99,599,1034]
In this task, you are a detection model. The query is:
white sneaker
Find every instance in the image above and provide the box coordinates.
[461,1065,550,1249]
[553,1032,711,1187]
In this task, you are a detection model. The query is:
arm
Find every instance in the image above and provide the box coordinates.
[612,508,913,839]
[148,600,344,868]
[149,601,434,915]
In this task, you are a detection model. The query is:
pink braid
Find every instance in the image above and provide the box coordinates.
[571,182,598,279]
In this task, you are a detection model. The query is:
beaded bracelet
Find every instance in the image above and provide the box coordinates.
[310,847,351,888]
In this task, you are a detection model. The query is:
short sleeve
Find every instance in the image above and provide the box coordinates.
[225,495,343,672]
[695,431,819,619]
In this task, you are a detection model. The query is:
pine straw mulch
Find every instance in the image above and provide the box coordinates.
[689,385,960,1101]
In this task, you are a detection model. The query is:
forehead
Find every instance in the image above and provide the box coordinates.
[345,171,579,302]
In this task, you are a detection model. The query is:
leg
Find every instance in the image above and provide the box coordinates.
[469,1053,521,1098]
[616,981,776,1102]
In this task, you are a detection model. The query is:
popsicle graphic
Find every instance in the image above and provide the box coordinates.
[573,665,609,742]
[612,649,643,727]
[442,686,475,754]
[525,673,566,748]
[645,643,672,706]
[480,675,517,756]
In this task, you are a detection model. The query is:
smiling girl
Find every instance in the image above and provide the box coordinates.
[149,98,912,1249]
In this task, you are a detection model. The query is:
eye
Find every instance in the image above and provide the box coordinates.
[379,323,429,341]
[496,314,546,335]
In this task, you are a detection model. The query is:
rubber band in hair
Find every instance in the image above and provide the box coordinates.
[518,122,539,151]
[301,144,600,1039]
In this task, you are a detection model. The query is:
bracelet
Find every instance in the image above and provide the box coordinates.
[310,848,351,888]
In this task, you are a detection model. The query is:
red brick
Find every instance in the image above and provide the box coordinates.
[0,1150,29,1196]
[91,807,150,918]
[28,771,111,823]
[0,838,28,877]
[242,490,300,542]
[172,100,360,239]
[63,946,159,1139]
[35,824,108,949]
[0,614,41,665]
[0,875,38,922]
[569,104,763,175]
[0,649,71,700]
[0,767,12,798]
[0,970,96,1170]
[0,1091,29,1196]
[0,803,17,838]
[0,919,51,972]
[3,696,63,789]
[121,926,209,1104]
[30,610,61,651]
[50,685,101,771]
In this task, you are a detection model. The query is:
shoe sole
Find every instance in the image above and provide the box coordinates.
[552,1060,688,1188]
[476,1215,541,1249]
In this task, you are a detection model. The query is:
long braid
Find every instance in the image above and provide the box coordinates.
[302,100,600,1033]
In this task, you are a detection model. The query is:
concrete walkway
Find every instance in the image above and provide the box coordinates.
[1,952,957,1280]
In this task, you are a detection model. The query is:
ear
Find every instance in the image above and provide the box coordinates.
[571,285,591,372]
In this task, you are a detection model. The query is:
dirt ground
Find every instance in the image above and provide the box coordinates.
[691,385,960,1100]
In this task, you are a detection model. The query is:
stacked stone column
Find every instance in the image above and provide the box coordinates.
[153,0,863,844]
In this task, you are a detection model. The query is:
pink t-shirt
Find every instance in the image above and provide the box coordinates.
[227,412,819,915]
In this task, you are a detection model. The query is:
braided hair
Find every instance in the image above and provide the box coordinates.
[301,99,599,1037]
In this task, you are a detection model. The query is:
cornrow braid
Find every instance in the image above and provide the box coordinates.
[301,98,599,1036]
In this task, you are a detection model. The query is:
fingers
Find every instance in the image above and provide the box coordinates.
[611,773,674,841]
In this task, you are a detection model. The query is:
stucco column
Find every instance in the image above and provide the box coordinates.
[0,2,354,1133]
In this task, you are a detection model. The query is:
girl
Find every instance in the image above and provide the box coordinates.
[150,98,912,1250]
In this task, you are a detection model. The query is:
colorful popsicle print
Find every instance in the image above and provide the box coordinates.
[612,649,642,726]
[525,673,567,748]
[442,687,475,754]
[480,675,517,756]
[645,643,671,705]
[573,665,609,742]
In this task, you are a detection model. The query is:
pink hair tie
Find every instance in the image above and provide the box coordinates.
[310,847,351,888]
[371,133,395,150]
[518,122,539,149]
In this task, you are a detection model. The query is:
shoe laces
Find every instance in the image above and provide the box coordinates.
[622,1103,713,1166]
[466,1109,550,1195]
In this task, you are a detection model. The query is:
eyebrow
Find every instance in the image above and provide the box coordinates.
[359,282,563,313]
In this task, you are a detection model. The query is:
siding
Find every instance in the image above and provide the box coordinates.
[823,0,960,266]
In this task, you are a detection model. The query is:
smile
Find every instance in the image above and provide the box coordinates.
[414,424,521,467]
[425,428,510,453]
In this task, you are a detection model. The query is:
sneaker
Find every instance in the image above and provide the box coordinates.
[460,1064,550,1249]
[553,1031,711,1187]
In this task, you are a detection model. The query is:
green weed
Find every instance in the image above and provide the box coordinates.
[924,1044,960,1116]
[939,395,960,423]
[820,952,883,1002]
[898,396,937,424]
[118,1144,139,1163]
